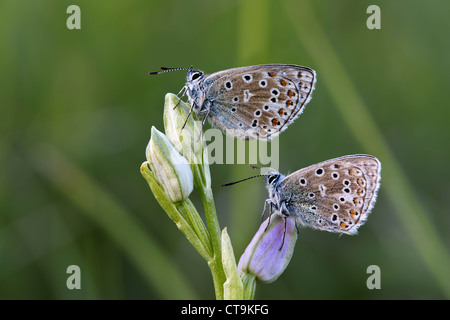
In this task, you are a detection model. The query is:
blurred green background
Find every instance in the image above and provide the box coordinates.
[1,0,449,299]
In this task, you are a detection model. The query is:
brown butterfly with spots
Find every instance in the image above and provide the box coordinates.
[262,154,381,234]
[150,64,317,140]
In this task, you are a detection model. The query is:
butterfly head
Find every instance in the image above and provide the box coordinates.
[186,67,204,84]
[265,172,283,189]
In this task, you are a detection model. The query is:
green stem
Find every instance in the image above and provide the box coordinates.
[241,273,256,300]
[191,150,226,299]
[200,185,226,300]
[178,199,213,258]
[141,163,212,262]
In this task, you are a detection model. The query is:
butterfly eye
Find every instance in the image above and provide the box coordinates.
[191,72,202,81]
[268,175,278,185]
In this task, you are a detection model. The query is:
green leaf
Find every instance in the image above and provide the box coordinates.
[221,228,243,300]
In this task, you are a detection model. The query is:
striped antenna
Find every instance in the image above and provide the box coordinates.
[221,174,265,187]
[221,164,269,187]
[148,67,190,75]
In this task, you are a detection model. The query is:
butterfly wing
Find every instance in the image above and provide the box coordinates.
[277,155,381,234]
[202,64,316,139]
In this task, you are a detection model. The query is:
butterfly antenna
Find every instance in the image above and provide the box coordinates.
[250,164,272,170]
[148,67,190,75]
[221,174,265,187]
[249,163,279,176]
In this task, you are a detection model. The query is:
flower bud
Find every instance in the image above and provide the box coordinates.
[146,126,194,202]
[163,93,203,164]
[221,228,243,299]
[238,214,298,284]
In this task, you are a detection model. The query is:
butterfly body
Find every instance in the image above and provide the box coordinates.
[265,155,381,234]
[184,64,316,140]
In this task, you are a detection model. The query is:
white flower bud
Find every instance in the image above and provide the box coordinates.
[146,126,194,202]
[163,93,203,164]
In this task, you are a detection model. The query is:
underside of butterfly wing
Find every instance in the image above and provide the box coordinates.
[276,155,381,234]
[201,64,316,139]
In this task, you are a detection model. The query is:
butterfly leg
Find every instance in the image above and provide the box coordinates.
[200,107,211,131]
[264,201,275,232]
[173,86,187,110]
[260,199,270,222]
[177,85,187,97]
[279,216,287,251]
[294,220,300,235]
[181,102,196,130]
[278,202,290,250]
[194,107,211,142]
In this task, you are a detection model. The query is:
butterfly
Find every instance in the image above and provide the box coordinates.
[224,154,381,236]
[262,154,381,235]
[150,64,317,140]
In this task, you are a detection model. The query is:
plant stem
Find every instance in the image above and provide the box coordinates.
[200,185,226,300]
[241,273,256,300]
[141,163,212,262]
